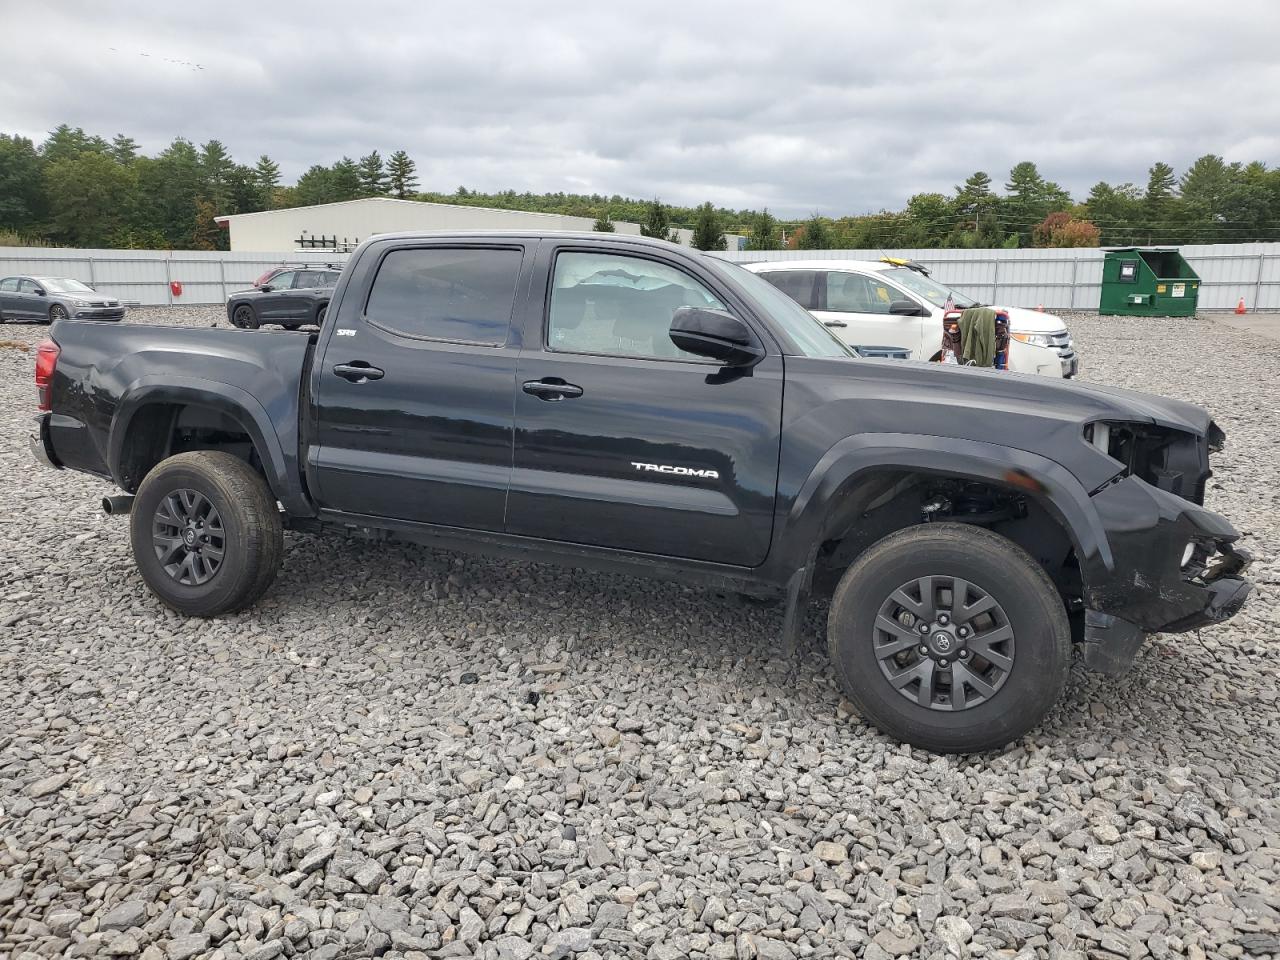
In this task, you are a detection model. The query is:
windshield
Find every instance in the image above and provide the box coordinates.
[714,260,856,359]
[881,267,976,309]
[39,278,95,294]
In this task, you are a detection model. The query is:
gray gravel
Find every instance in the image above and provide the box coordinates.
[1,306,1277,960]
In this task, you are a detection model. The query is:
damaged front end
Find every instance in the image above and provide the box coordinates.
[1078,419,1252,675]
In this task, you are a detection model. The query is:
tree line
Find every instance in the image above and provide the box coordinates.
[2,124,1279,251]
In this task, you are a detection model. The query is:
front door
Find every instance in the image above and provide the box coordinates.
[16,278,46,320]
[506,246,783,566]
[813,270,926,358]
[257,271,297,322]
[309,242,531,530]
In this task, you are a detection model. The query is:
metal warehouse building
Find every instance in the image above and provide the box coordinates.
[214,197,742,253]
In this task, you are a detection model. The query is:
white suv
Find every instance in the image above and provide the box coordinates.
[744,260,1078,378]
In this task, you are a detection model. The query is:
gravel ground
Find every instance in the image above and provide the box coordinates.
[1,306,1277,960]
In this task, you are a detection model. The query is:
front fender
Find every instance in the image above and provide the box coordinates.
[768,432,1113,580]
[109,377,312,515]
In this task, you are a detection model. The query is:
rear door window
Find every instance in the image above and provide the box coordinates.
[364,247,523,345]
[295,271,325,288]
[758,270,817,309]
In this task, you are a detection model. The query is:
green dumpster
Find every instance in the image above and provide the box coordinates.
[1099,247,1200,316]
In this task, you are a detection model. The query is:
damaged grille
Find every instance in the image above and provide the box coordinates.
[1088,421,1213,504]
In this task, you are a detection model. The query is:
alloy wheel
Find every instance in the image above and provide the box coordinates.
[873,575,1015,711]
[152,488,225,585]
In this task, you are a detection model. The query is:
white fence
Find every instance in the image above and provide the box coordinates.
[719,242,1280,311]
[3,242,1279,311]
[0,248,348,307]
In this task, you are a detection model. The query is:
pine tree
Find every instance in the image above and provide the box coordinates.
[254,155,281,208]
[745,208,780,250]
[330,157,362,201]
[640,199,676,242]
[593,211,615,232]
[110,134,139,165]
[690,201,724,251]
[387,150,418,199]
[796,214,832,250]
[199,140,234,213]
[357,150,388,196]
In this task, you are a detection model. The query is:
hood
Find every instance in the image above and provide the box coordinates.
[785,353,1214,491]
[998,306,1068,334]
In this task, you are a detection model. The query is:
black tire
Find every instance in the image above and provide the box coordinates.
[231,304,260,329]
[48,303,68,324]
[130,451,283,617]
[827,522,1070,753]
[315,305,327,325]
[282,324,300,331]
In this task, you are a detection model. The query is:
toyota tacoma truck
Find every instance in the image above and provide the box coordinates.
[29,232,1252,752]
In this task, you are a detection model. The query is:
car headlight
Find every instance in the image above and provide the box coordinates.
[1010,332,1055,348]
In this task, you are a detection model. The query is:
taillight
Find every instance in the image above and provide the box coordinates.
[35,339,59,411]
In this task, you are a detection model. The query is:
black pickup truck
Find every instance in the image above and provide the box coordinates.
[30,232,1251,752]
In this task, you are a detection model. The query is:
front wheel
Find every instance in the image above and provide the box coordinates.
[231,304,260,329]
[827,523,1070,753]
[48,303,68,324]
[130,451,283,617]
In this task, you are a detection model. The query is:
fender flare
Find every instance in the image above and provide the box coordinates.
[775,432,1114,579]
[108,376,310,514]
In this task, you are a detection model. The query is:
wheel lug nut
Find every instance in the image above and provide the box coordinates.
[939,658,949,666]
[960,650,969,659]
[957,626,969,637]
[938,614,949,625]
[919,645,928,655]
[918,623,929,634]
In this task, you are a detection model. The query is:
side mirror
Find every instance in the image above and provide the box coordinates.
[259,284,273,292]
[34,288,46,296]
[669,307,764,366]
[889,299,925,316]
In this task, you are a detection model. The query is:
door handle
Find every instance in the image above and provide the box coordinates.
[823,319,848,328]
[333,362,385,383]
[522,378,583,401]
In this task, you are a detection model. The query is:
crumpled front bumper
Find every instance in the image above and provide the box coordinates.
[1080,474,1252,674]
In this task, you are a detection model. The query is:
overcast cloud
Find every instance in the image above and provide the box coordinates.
[4,0,1279,217]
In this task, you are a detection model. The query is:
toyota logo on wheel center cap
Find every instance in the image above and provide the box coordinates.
[932,632,953,652]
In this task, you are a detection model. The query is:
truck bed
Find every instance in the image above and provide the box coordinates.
[43,320,313,511]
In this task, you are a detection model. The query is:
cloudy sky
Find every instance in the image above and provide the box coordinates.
[5,1,1279,216]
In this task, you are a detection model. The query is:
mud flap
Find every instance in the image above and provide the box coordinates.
[1081,609,1146,676]
[780,559,815,658]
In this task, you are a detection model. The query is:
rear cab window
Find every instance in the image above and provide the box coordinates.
[363,247,523,345]
[758,270,817,309]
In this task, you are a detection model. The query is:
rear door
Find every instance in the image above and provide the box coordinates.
[0,278,18,318]
[505,243,783,565]
[813,270,925,357]
[309,241,531,530]
[280,270,327,323]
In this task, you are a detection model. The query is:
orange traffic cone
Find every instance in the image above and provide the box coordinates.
[1235,298,1247,315]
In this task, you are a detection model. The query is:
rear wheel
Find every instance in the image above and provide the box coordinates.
[231,304,259,329]
[827,523,1070,753]
[48,303,68,324]
[130,451,283,617]
[315,305,327,325]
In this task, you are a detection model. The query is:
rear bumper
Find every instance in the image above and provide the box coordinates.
[30,412,61,470]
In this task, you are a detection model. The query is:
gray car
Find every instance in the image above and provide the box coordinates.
[0,275,125,323]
